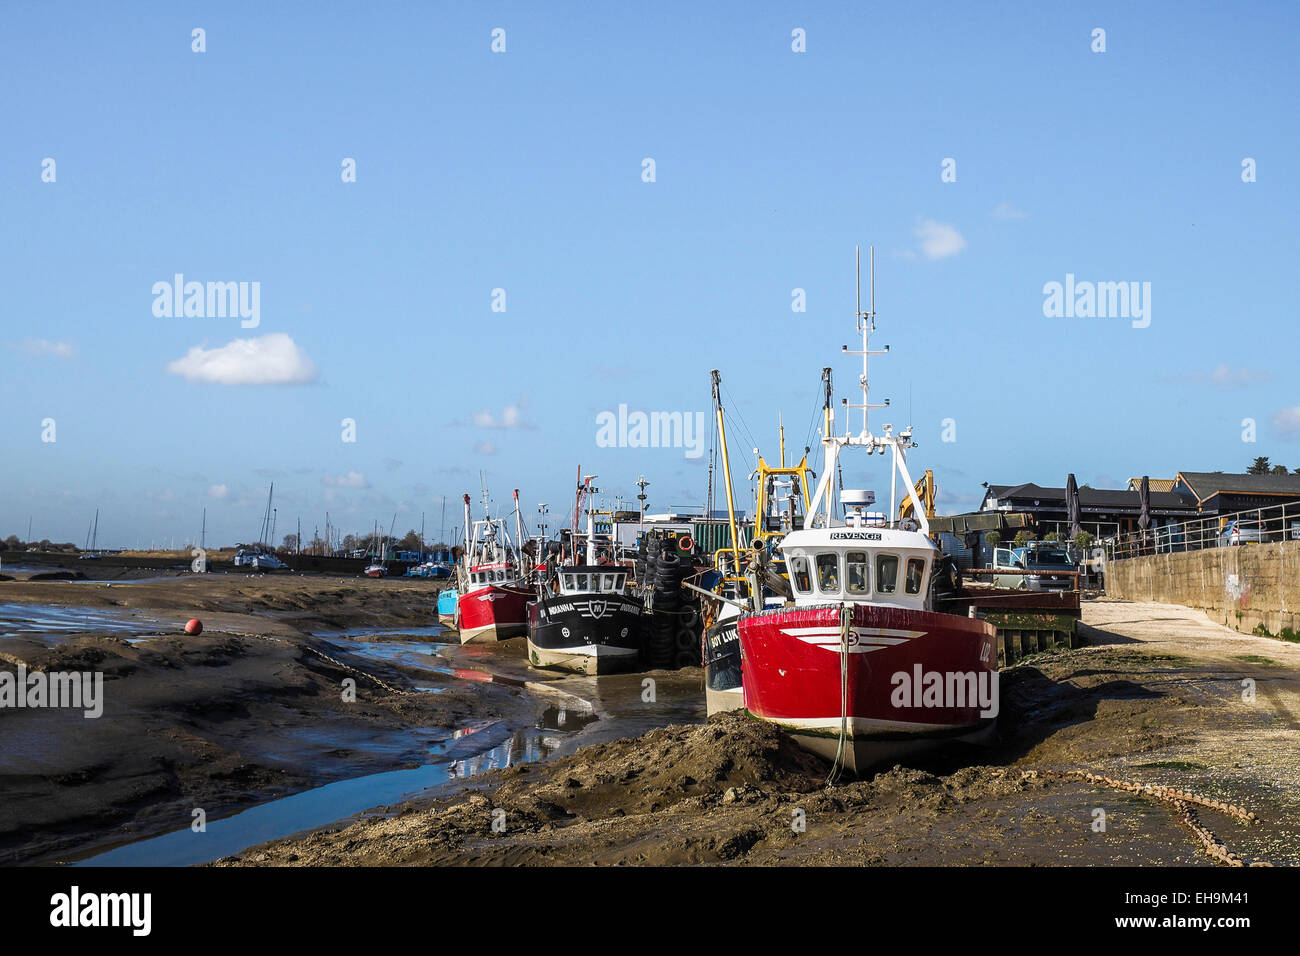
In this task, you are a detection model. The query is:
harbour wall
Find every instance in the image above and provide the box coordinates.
[1105,540,1300,637]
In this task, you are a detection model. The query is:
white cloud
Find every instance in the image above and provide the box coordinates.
[473,440,497,456]
[1272,406,1300,438]
[468,398,532,429]
[208,484,229,499]
[991,202,1028,220]
[1208,365,1270,387]
[914,218,966,259]
[324,470,368,489]
[13,338,75,358]
[166,333,317,386]
[1162,365,1272,388]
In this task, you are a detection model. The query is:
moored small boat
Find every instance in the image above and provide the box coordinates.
[455,488,533,644]
[437,586,459,626]
[699,383,815,715]
[702,605,743,713]
[526,481,644,673]
[737,248,999,774]
[527,565,644,674]
[458,562,531,642]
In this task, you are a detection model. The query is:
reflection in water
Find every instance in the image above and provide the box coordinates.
[73,701,603,867]
[537,700,599,733]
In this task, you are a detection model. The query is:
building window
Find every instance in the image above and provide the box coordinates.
[846,551,869,594]
[876,554,899,594]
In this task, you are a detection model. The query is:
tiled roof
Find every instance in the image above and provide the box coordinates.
[984,482,1192,510]
[1126,478,1176,492]
[1177,471,1300,499]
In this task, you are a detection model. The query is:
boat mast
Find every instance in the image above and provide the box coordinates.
[584,477,598,564]
[635,475,649,537]
[462,493,472,566]
[710,370,742,571]
[513,489,524,567]
[571,464,583,554]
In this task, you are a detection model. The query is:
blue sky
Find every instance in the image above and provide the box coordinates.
[2,1,1297,548]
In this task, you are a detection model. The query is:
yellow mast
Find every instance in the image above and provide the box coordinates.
[710,370,742,570]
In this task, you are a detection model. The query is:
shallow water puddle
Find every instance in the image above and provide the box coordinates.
[73,718,565,867]
[320,636,445,670]
[0,602,167,641]
[313,625,451,640]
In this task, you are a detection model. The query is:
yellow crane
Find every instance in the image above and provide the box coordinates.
[898,469,935,522]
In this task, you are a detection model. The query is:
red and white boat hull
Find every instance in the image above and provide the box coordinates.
[739,603,998,772]
[457,584,531,643]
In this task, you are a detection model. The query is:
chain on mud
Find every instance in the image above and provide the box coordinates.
[996,768,1275,867]
[224,631,410,697]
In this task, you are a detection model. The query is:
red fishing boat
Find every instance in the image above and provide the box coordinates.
[455,489,533,644]
[737,248,998,774]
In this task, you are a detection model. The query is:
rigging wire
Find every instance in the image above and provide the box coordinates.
[721,382,763,460]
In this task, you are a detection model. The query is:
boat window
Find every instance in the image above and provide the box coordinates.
[575,572,589,591]
[904,557,926,595]
[791,556,812,593]
[876,554,899,594]
[613,574,625,591]
[815,553,840,593]
[561,574,573,592]
[846,551,869,594]
[600,573,614,591]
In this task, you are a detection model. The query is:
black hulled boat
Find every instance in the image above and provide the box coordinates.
[526,564,645,674]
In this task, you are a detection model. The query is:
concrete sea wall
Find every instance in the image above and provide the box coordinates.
[1105,540,1300,637]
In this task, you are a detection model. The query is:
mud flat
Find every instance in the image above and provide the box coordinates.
[0,573,534,865]
[220,600,1300,867]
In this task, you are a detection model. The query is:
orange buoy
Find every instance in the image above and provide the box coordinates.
[185,618,203,635]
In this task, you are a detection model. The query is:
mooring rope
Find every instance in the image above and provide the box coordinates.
[826,602,851,787]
